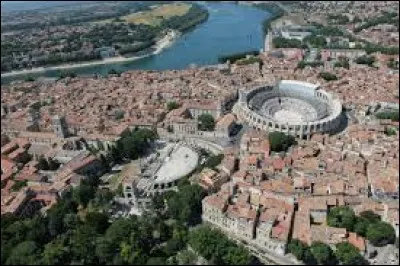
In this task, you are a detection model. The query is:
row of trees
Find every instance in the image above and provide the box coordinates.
[160,3,209,33]
[235,56,262,65]
[354,11,398,32]
[319,72,338,81]
[297,60,324,69]
[303,35,327,48]
[273,37,305,49]
[375,111,399,122]
[37,156,61,171]
[327,14,350,25]
[355,55,376,66]
[118,40,156,56]
[288,239,366,265]
[218,50,260,64]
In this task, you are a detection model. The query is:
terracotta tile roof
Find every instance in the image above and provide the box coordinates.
[347,232,366,251]
[226,203,257,220]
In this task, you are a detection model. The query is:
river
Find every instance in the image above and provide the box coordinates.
[1,2,270,84]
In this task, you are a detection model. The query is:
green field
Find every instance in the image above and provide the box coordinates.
[93,3,192,26]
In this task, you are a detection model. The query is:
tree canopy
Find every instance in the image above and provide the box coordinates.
[310,242,336,265]
[268,131,297,152]
[198,113,215,131]
[327,206,356,231]
[335,242,366,265]
[188,225,253,265]
[366,221,396,246]
[288,239,308,261]
[167,101,180,111]
[319,72,338,81]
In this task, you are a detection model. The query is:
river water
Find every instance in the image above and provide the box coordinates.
[1,2,270,84]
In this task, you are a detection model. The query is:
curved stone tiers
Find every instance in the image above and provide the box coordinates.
[233,80,343,139]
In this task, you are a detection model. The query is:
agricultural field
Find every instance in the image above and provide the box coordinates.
[94,2,192,26]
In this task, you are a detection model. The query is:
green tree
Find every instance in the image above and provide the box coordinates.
[41,235,71,265]
[95,237,116,264]
[334,58,350,69]
[176,249,197,265]
[189,225,252,265]
[384,127,397,136]
[147,257,166,265]
[375,111,399,121]
[304,35,327,48]
[198,113,215,131]
[38,155,50,170]
[114,109,125,120]
[319,72,338,81]
[366,221,396,246]
[355,55,375,66]
[84,212,110,234]
[167,101,180,111]
[335,242,366,265]
[288,239,307,260]
[48,157,60,170]
[73,184,95,207]
[6,241,40,265]
[203,154,224,169]
[166,184,206,225]
[354,217,369,237]
[272,36,304,48]
[11,180,27,191]
[359,210,381,223]
[310,242,336,265]
[268,131,297,152]
[327,206,356,231]
[69,225,98,264]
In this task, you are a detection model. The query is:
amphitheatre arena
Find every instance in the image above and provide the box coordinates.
[233,80,343,139]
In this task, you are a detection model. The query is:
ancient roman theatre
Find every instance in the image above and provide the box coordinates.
[233,80,343,139]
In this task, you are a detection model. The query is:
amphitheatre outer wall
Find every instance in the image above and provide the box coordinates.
[233,80,343,139]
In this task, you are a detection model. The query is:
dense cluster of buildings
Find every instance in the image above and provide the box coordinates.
[1,2,399,262]
[202,118,398,257]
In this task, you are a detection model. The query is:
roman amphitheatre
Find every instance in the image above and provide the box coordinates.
[233,80,343,139]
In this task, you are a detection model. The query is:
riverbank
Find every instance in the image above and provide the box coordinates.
[1,30,180,78]
[1,2,271,84]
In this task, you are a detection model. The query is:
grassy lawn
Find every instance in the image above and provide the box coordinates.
[92,3,192,26]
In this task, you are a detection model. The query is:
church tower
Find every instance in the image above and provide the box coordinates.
[52,115,68,138]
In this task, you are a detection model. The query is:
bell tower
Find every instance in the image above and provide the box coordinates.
[52,115,68,138]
